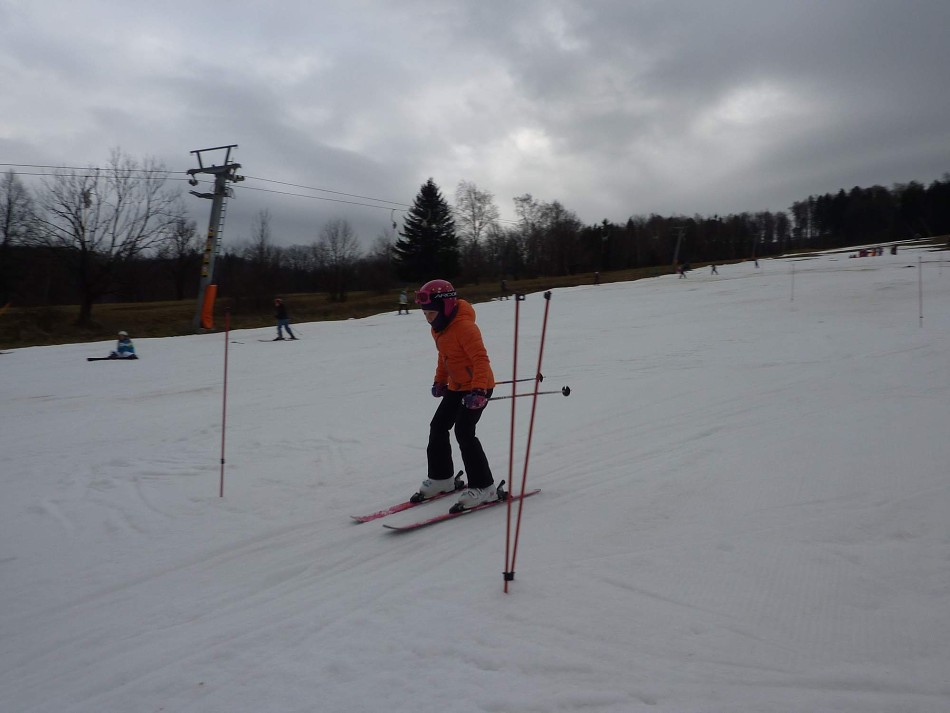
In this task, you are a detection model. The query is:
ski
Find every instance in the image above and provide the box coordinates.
[87,356,138,362]
[383,484,541,532]
[351,472,464,523]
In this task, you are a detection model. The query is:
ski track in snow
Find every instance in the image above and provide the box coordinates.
[2,247,950,712]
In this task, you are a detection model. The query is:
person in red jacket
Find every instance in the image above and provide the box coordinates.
[412,279,497,509]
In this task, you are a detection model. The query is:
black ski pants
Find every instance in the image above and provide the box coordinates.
[427,389,494,489]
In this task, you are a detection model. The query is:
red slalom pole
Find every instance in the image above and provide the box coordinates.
[219,309,231,497]
[504,295,522,592]
[506,291,552,591]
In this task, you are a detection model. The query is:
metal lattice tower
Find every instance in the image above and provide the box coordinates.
[186,145,244,330]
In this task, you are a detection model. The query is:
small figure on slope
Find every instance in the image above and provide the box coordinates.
[274,298,297,340]
[413,279,497,510]
[110,330,137,359]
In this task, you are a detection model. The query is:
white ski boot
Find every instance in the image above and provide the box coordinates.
[411,471,464,503]
[454,483,497,510]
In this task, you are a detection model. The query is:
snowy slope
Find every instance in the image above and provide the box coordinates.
[2,247,949,713]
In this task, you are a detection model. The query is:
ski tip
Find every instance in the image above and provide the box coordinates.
[382,523,420,532]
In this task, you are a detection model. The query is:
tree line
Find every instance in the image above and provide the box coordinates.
[2,150,948,326]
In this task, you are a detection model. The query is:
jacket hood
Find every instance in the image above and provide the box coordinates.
[431,298,473,332]
[453,299,476,323]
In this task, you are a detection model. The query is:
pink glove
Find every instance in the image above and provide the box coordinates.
[462,388,489,409]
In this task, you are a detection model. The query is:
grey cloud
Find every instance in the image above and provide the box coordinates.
[2,0,949,247]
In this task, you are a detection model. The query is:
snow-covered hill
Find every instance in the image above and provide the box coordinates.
[2,247,949,712]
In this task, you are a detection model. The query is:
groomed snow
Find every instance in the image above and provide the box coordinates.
[2,246,949,712]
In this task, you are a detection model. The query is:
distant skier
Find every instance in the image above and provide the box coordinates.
[711,264,718,275]
[110,330,137,359]
[412,279,497,510]
[398,289,410,315]
[274,298,296,340]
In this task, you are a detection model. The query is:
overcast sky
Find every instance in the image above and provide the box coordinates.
[2,0,949,249]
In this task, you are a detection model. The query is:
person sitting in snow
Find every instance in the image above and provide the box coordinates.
[109,330,137,359]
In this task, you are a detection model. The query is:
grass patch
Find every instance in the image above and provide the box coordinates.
[0,267,678,349]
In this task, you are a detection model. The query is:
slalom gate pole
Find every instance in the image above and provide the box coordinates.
[505,291,553,593]
[503,295,522,592]
[219,309,231,497]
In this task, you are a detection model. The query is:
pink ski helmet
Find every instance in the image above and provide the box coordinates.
[415,279,457,317]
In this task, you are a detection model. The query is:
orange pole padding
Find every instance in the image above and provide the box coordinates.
[201,285,218,329]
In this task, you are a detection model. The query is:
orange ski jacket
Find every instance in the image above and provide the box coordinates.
[431,299,495,392]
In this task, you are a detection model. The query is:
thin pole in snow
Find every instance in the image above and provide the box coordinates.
[918,257,923,328]
[505,291,553,593]
[503,295,522,590]
[790,262,795,303]
[220,309,231,497]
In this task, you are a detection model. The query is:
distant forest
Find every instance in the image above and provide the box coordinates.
[2,156,948,324]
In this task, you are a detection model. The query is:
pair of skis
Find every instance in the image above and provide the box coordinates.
[351,473,540,532]
[350,472,464,524]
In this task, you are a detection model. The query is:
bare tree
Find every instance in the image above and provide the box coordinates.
[240,209,282,302]
[0,170,34,246]
[155,216,199,300]
[483,223,521,278]
[32,149,184,325]
[244,209,277,264]
[282,243,320,292]
[283,243,319,276]
[316,218,361,301]
[512,193,582,275]
[0,170,36,304]
[358,231,397,294]
[454,180,500,245]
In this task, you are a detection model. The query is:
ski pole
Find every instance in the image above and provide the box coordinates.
[490,386,570,401]
[495,373,543,386]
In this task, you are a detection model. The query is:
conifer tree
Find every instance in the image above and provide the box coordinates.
[392,178,458,282]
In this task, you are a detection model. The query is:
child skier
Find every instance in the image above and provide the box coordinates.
[110,331,137,359]
[412,279,497,510]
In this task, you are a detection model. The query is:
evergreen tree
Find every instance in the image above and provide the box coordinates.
[392,178,459,282]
